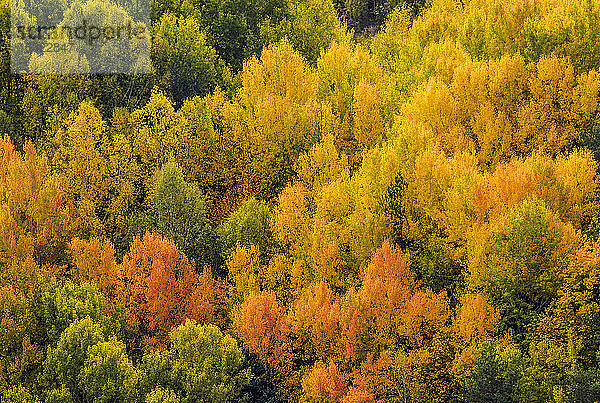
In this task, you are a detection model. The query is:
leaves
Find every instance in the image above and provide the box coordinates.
[234,291,294,377]
[0,0,600,401]
[150,159,220,271]
[119,232,225,349]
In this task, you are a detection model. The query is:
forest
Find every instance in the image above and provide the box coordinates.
[1,0,600,401]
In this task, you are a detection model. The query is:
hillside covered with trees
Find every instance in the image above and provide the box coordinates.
[1,0,600,401]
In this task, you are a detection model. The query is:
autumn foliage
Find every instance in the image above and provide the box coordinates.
[120,232,225,349]
[234,290,294,376]
[1,0,600,401]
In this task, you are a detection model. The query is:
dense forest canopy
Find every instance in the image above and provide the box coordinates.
[1,0,600,401]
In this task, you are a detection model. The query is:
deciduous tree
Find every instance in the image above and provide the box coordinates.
[234,291,294,377]
[119,232,224,349]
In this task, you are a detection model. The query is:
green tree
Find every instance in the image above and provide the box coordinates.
[169,320,252,402]
[472,197,579,338]
[152,0,290,71]
[78,339,139,402]
[138,320,252,402]
[217,198,273,261]
[150,160,220,271]
[38,279,105,344]
[1,384,41,403]
[153,13,227,105]
[464,340,523,403]
[286,0,348,64]
[42,317,105,399]
[0,284,44,396]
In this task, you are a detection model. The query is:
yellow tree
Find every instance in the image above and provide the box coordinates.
[225,244,262,309]
[0,136,79,269]
[316,42,385,166]
[452,292,501,379]
[51,102,137,248]
[291,281,340,362]
[272,182,312,260]
[130,91,179,192]
[68,237,121,304]
[352,80,385,151]
[240,40,321,200]
[401,54,599,168]
[173,90,248,220]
